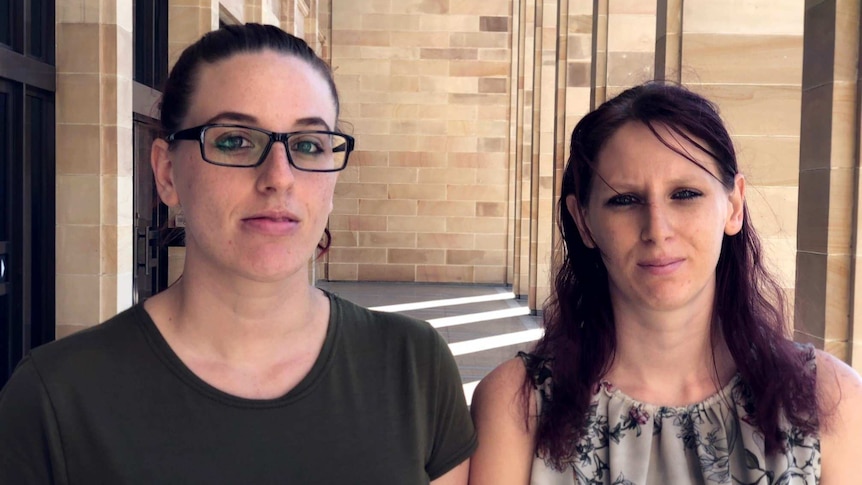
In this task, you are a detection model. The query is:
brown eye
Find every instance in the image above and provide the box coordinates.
[607,194,639,206]
[672,189,701,200]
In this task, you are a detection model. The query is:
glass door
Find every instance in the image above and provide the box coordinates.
[133,116,171,303]
[0,79,23,382]
[0,0,55,386]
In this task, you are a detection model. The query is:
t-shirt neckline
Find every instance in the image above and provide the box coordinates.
[132,291,340,408]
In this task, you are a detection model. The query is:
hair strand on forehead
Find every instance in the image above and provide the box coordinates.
[643,121,730,186]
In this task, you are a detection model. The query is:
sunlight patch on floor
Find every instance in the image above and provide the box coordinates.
[368,291,517,312]
[462,380,480,406]
[448,329,544,356]
[427,307,532,328]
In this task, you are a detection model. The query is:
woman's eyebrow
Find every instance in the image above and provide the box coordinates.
[294,117,331,130]
[200,113,331,131]
[204,111,258,125]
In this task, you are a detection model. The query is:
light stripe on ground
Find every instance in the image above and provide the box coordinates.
[448,328,544,356]
[369,292,516,312]
[427,306,532,329]
[462,380,480,406]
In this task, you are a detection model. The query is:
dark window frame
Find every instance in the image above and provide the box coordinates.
[0,0,54,62]
[0,79,24,382]
[1,0,55,385]
[133,0,168,90]
[25,85,55,348]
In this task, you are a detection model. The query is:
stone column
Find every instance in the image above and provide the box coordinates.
[168,0,220,69]
[512,0,535,298]
[511,0,591,310]
[796,0,861,368]
[55,0,134,335]
[679,1,804,330]
[655,0,682,82]
[245,0,263,23]
[592,1,656,104]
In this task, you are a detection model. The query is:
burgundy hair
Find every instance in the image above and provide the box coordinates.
[527,81,819,467]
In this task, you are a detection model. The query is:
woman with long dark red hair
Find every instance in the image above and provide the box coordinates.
[470,82,861,484]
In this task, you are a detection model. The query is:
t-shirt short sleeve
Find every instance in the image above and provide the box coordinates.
[0,357,68,484]
[424,329,477,480]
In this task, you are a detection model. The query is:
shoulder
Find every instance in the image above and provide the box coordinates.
[327,291,442,344]
[32,304,143,354]
[469,358,538,485]
[1,305,145,425]
[325,292,455,379]
[472,357,536,428]
[814,349,862,413]
[815,349,862,483]
[473,358,533,415]
[24,305,147,385]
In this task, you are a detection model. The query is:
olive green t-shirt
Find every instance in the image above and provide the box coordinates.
[0,292,476,484]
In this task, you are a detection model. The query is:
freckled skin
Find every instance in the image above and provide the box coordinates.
[157,51,339,285]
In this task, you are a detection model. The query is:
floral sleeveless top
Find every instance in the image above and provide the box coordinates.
[520,347,820,485]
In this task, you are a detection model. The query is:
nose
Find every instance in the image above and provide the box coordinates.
[255,141,296,193]
[640,201,674,243]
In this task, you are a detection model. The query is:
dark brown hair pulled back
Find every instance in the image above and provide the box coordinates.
[158,23,339,254]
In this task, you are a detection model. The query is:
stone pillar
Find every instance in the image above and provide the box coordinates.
[592,1,656,104]
[55,0,134,336]
[527,0,560,310]
[512,0,535,298]
[679,1,804,330]
[655,0,682,82]
[510,0,591,310]
[796,0,861,368]
[591,0,607,106]
[551,0,594,306]
[168,0,220,69]
[246,0,264,24]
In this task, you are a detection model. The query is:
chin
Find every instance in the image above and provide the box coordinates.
[642,288,707,311]
[240,259,308,282]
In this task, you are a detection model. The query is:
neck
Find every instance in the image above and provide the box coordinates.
[606,300,735,406]
[146,255,326,364]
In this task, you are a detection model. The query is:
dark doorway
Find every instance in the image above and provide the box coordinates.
[132,116,171,303]
[1,0,56,386]
[131,0,172,304]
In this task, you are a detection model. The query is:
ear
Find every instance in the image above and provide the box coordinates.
[565,194,596,248]
[151,138,180,207]
[724,174,746,236]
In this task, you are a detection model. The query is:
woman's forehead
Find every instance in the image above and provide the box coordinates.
[186,51,337,127]
[594,121,723,182]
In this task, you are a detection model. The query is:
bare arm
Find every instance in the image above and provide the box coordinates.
[816,350,862,484]
[431,459,470,485]
[468,358,538,485]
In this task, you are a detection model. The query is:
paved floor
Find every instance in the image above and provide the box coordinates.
[316,281,543,404]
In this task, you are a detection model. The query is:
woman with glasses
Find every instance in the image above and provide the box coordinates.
[0,24,475,484]
[468,82,862,484]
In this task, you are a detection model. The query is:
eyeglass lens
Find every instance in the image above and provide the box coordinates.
[203,126,348,170]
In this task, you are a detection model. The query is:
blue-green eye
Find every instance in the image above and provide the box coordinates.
[292,140,322,154]
[214,135,253,152]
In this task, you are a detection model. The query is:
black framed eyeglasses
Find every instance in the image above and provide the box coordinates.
[166,124,354,172]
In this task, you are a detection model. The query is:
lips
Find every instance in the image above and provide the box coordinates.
[638,258,684,275]
[241,210,300,235]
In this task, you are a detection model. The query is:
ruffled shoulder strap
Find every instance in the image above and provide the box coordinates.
[798,341,817,371]
[517,351,552,389]
[517,351,555,417]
